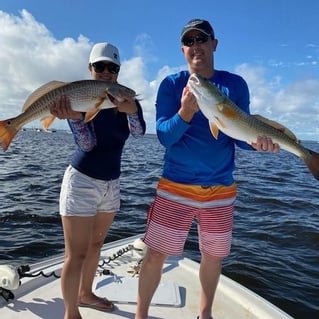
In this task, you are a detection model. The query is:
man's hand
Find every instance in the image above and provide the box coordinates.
[251,135,280,152]
[178,87,199,122]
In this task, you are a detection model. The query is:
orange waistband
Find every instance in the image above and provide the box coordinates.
[157,178,237,202]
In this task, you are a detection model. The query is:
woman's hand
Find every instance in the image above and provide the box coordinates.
[50,96,83,120]
[113,95,138,114]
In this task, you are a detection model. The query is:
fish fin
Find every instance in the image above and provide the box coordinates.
[23,81,68,112]
[100,94,117,109]
[41,115,56,130]
[83,97,107,122]
[214,116,227,129]
[84,109,100,122]
[0,119,20,151]
[252,114,299,143]
[218,102,238,118]
[209,122,219,139]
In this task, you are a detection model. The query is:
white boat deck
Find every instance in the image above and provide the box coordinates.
[0,235,293,319]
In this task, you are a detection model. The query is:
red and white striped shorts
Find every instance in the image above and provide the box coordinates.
[144,178,237,257]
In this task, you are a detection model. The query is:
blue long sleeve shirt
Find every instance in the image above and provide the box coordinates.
[156,70,253,186]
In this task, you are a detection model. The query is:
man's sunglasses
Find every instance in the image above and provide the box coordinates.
[182,35,210,47]
[91,62,120,74]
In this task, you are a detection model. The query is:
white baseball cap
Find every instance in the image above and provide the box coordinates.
[89,42,121,65]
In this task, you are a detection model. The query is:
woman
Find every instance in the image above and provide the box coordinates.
[51,42,146,319]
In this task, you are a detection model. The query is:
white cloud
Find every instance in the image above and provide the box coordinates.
[0,9,184,134]
[235,63,319,140]
[0,10,91,122]
[1,9,319,141]
[0,10,157,132]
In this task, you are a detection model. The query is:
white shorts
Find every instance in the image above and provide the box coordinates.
[59,165,121,217]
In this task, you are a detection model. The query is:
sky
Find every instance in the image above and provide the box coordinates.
[0,0,319,140]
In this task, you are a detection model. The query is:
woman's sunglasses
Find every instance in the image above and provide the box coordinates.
[91,62,120,74]
[182,35,210,47]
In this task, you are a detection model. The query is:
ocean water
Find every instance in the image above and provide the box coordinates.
[0,130,318,318]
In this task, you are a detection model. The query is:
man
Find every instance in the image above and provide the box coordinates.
[135,19,278,319]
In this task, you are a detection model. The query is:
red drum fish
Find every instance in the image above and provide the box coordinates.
[187,73,319,181]
[0,80,136,151]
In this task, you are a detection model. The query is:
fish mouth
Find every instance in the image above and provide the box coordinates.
[188,73,204,88]
[188,74,202,95]
[189,73,200,84]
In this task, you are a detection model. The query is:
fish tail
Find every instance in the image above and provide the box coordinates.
[304,149,319,181]
[0,119,19,151]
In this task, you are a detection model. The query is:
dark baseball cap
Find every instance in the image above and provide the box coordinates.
[180,19,215,41]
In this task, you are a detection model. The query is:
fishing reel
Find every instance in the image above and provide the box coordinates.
[0,264,30,302]
[132,238,147,255]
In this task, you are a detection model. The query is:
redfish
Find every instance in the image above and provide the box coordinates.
[0,80,136,151]
[187,73,319,181]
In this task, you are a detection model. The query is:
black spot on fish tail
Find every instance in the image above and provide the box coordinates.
[304,148,319,181]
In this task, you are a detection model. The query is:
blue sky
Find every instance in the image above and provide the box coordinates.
[0,0,319,140]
